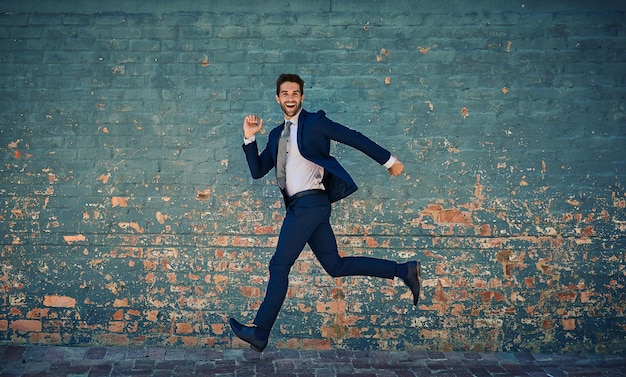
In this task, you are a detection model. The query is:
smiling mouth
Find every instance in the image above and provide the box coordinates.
[284,103,298,112]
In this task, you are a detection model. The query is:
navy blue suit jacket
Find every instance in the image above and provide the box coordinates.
[242,109,392,205]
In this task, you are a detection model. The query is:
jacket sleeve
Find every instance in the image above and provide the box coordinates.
[242,140,275,179]
[319,112,391,165]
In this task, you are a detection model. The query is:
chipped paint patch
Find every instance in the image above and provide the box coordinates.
[63,234,86,244]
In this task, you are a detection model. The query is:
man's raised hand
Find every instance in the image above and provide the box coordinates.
[244,114,263,139]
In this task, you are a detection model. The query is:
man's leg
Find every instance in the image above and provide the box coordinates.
[308,220,396,279]
[252,219,307,332]
[230,203,315,352]
[307,208,421,304]
[252,195,332,332]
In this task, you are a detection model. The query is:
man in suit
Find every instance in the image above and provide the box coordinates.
[229,73,421,352]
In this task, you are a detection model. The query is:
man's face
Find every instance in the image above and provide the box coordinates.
[276,81,304,119]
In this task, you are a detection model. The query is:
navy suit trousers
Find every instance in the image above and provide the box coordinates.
[253,191,397,332]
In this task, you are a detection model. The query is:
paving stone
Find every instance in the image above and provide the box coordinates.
[3,345,625,376]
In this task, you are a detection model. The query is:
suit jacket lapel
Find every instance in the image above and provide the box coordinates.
[296,110,308,155]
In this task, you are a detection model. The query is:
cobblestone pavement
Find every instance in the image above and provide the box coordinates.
[0,345,625,376]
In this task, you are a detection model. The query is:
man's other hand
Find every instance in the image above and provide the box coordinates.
[388,159,404,176]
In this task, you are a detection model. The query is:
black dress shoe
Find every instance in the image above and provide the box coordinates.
[229,318,268,352]
[404,261,421,306]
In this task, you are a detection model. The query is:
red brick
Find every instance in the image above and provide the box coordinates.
[181,336,198,346]
[95,334,130,346]
[421,329,450,340]
[301,338,332,350]
[211,323,225,335]
[365,236,379,247]
[10,320,42,332]
[562,319,576,331]
[176,323,193,334]
[421,204,472,224]
[29,332,61,345]
[240,286,260,298]
[254,225,274,234]
[9,308,22,315]
[316,301,347,314]
[127,309,140,317]
[145,310,159,322]
[43,295,76,308]
[26,308,50,319]
[63,234,86,244]
[111,197,128,207]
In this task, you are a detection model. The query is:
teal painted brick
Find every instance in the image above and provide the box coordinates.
[129,39,161,52]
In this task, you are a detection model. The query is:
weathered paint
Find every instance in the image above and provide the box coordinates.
[0,0,624,354]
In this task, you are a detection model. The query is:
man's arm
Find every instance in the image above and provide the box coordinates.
[241,114,274,179]
[318,112,404,176]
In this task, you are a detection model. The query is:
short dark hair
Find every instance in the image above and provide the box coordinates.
[276,74,304,95]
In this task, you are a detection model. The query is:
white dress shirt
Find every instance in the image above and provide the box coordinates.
[281,111,325,196]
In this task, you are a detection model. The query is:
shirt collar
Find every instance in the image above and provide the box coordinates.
[285,109,302,126]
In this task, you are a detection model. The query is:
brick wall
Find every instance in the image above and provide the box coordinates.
[0,0,624,354]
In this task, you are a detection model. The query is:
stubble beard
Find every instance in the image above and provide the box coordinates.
[280,101,302,118]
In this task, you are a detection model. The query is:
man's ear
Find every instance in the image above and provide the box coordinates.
[275,95,280,104]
